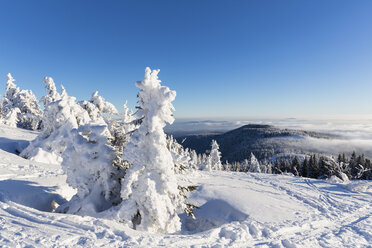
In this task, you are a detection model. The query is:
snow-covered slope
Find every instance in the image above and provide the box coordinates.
[0,125,371,247]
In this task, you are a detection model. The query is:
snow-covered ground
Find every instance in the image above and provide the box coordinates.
[0,125,371,247]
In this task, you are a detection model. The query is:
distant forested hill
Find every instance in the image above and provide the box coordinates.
[176,124,336,162]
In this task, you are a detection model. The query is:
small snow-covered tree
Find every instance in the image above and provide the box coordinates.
[79,91,118,121]
[40,77,61,107]
[189,150,199,170]
[21,86,91,162]
[249,153,261,173]
[224,160,231,171]
[91,91,118,115]
[241,159,250,172]
[1,73,42,130]
[202,154,212,171]
[120,100,137,134]
[2,108,20,127]
[57,123,124,215]
[210,140,222,170]
[117,67,187,233]
[41,86,92,137]
[123,100,134,123]
[167,136,191,173]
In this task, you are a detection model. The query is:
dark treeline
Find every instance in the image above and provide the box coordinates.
[272,152,371,180]
[226,152,372,181]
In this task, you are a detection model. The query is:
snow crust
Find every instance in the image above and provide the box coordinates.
[0,126,371,247]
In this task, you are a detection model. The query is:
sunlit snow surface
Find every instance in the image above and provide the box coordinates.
[0,125,371,247]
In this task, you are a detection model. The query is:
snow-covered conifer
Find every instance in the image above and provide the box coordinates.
[40,77,61,107]
[167,135,191,173]
[189,150,199,170]
[203,154,212,171]
[117,67,186,233]
[241,159,250,172]
[1,73,42,130]
[249,153,261,173]
[21,86,91,162]
[123,100,134,124]
[2,108,20,127]
[57,123,123,215]
[90,91,118,115]
[224,161,231,171]
[78,91,118,122]
[210,140,222,170]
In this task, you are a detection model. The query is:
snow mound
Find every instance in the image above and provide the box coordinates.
[28,148,63,164]
[326,175,344,184]
[182,199,248,233]
[345,182,372,193]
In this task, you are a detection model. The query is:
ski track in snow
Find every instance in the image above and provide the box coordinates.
[0,125,371,247]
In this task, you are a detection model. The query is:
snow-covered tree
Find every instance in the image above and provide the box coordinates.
[79,91,118,121]
[1,73,42,130]
[42,86,92,137]
[2,108,20,127]
[117,67,186,233]
[210,140,222,170]
[123,100,134,123]
[241,159,250,172]
[40,77,61,107]
[249,153,261,173]
[189,150,199,170]
[224,160,231,171]
[167,135,188,173]
[21,86,91,162]
[57,123,123,215]
[202,154,212,171]
[121,100,137,134]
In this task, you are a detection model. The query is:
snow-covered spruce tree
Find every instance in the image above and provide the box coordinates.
[1,73,42,130]
[167,135,195,173]
[57,123,124,215]
[210,140,222,170]
[40,77,61,107]
[78,91,118,121]
[123,100,134,123]
[223,160,231,171]
[203,154,212,171]
[91,91,118,115]
[189,150,199,170]
[21,86,91,163]
[241,159,249,172]
[249,153,261,173]
[117,67,194,233]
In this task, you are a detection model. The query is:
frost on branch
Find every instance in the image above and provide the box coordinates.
[117,67,185,233]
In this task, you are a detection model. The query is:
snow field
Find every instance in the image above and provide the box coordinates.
[0,125,371,247]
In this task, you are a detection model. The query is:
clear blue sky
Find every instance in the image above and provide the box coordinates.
[0,0,371,119]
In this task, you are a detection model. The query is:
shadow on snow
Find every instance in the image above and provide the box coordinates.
[0,179,67,212]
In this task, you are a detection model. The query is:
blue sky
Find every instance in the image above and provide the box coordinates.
[0,0,371,119]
